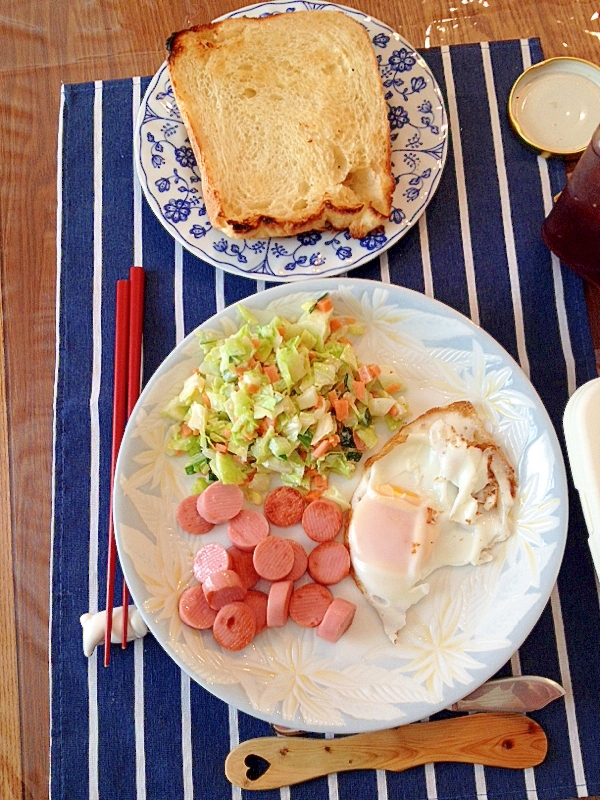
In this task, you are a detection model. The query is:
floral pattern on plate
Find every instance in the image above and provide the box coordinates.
[134,1,448,282]
[114,279,567,732]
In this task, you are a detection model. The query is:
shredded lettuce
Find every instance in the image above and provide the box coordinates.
[164,297,409,491]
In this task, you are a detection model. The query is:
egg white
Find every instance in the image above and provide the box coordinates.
[347,407,516,643]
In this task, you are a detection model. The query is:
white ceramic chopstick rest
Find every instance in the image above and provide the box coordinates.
[80,605,148,657]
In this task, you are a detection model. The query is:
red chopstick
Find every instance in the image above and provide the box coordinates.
[121,266,146,647]
[104,280,130,666]
[104,267,146,665]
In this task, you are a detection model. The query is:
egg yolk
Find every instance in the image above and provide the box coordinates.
[350,488,438,577]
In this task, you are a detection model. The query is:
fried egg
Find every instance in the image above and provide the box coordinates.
[347,401,517,643]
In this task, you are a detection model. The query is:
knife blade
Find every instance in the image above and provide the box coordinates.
[451,675,565,713]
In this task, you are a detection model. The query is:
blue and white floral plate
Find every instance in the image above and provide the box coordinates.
[114,279,568,733]
[134,1,448,282]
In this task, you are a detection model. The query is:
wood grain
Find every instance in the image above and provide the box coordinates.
[0,1,598,798]
[0,274,22,800]
[225,713,547,789]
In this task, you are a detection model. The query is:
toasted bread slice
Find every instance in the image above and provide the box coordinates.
[166,11,394,239]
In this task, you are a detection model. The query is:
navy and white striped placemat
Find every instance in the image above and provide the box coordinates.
[52,38,600,800]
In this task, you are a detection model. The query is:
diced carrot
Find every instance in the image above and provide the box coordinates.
[214,442,228,453]
[328,434,340,447]
[264,364,279,384]
[352,380,366,401]
[353,431,366,452]
[277,326,286,336]
[257,419,270,436]
[358,365,372,383]
[312,474,328,491]
[329,318,343,332]
[312,439,333,459]
[251,338,261,348]
[388,405,400,418]
[180,423,192,438]
[235,366,246,377]
[316,297,334,313]
[328,390,338,405]
[245,382,260,394]
[368,364,381,377]
[344,317,356,324]
[308,350,318,361]
[386,382,402,394]
[223,428,231,438]
[202,392,211,408]
[247,357,257,369]
[333,398,350,422]
[304,489,324,502]
[316,395,324,409]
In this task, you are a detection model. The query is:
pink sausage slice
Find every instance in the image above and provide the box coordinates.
[193,542,231,584]
[283,541,308,582]
[289,583,333,628]
[227,546,260,590]
[203,570,246,610]
[196,482,244,524]
[244,589,268,634]
[307,541,351,585]
[302,499,343,542]
[266,580,294,628]
[176,495,214,535]
[178,586,217,630]
[317,598,357,643]
[253,536,295,581]
[227,509,270,552]
[213,602,256,651]
[264,486,305,527]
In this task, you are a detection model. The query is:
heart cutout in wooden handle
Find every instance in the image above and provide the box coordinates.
[225,712,547,790]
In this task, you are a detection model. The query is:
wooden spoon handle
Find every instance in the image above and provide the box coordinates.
[225,712,547,790]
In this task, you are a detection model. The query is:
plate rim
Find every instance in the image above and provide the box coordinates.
[134,0,449,282]
[114,277,569,732]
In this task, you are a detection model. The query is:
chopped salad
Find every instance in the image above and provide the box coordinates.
[164,294,408,504]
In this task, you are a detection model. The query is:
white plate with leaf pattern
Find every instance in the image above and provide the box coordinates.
[114,279,568,733]
[134,1,448,282]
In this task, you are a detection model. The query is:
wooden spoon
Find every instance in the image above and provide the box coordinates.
[225,712,547,790]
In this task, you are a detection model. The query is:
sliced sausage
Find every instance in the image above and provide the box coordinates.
[266,580,294,628]
[227,546,260,590]
[244,589,268,634]
[212,602,256,651]
[317,598,357,643]
[192,542,231,584]
[289,583,333,628]
[202,570,246,610]
[307,541,350,585]
[196,482,244,524]
[283,540,308,582]
[302,499,343,542]
[252,536,295,581]
[264,486,305,527]
[227,509,270,552]
[176,494,214,535]
[178,586,217,630]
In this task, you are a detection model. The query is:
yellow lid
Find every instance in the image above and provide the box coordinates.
[508,57,600,159]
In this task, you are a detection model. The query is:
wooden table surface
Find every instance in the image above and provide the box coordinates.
[0,1,598,797]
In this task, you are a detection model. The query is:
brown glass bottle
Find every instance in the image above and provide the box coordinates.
[542,124,600,288]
